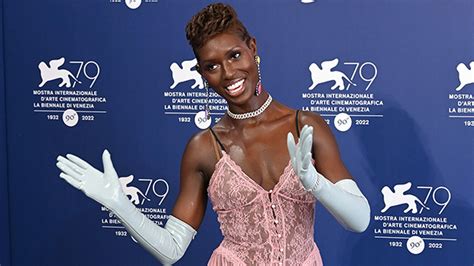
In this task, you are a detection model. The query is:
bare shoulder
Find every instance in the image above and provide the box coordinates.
[181,129,219,181]
[298,111,331,136]
[297,110,336,150]
[298,111,351,182]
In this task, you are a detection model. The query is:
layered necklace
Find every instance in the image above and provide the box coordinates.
[227,95,273,120]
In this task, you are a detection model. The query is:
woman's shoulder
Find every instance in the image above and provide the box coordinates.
[185,129,215,154]
[182,129,220,179]
[298,110,328,130]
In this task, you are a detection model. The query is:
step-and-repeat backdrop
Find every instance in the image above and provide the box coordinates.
[1,1,473,265]
[1,0,10,263]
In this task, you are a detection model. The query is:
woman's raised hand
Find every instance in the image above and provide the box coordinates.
[287,125,322,192]
[288,125,371,232]
[56,150,199,263]
[56,150,127,210]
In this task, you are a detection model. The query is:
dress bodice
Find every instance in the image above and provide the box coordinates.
[207,151,323,266]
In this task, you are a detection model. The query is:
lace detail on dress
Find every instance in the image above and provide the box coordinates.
[207,151,323,266]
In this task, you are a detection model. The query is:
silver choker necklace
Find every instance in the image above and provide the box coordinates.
[227,95,273,120]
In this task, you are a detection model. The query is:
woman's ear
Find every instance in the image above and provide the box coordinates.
[196,63,202,76]
[193,51,202,75]
[248,37,257,55]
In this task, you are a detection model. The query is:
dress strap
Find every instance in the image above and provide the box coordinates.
[209,128,226,160]
[295,110,301,138]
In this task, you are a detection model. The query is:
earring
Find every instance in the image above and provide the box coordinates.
[204,79,211,120]
[254,55,262,96]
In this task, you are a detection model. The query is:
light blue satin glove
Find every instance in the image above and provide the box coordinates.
[287,125,371,233]
[56,150,196,265]
[56,150,126,211]
[287,125,322,192]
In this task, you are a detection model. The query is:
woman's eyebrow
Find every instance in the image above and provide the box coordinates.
[225,46,241,56]
[200,46,242,65]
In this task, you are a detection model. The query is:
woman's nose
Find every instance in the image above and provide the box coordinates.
[222,61,236,79]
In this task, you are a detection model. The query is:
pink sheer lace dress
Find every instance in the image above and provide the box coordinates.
[207,148,323,266]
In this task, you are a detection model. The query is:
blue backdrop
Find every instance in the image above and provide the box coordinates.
[1,0,11,264]
[1,0,473,265]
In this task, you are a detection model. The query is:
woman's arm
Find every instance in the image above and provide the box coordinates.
[56,131,214,265]
[172,130,217,230]
[288,112,370,232]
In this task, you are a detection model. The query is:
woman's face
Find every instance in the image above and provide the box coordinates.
[196,32,258,105]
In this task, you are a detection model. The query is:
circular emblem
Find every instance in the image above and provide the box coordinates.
[334,113,352,132]
[406,236,425,255]
[62,109,79,127]
[125,0,141,9]
[194,111,211,129]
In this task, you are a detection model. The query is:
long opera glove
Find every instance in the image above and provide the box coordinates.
[287,125,370,232]
[56,150,196,265]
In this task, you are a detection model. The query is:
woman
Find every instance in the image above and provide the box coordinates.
[56,3,370,265]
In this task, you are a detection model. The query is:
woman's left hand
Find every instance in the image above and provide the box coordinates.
[287,125,322,192]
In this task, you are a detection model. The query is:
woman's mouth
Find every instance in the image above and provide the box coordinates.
[225,79,245,96]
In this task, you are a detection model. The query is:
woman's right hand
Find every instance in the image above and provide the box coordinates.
[57,149,199,264]
[56,149,127,211]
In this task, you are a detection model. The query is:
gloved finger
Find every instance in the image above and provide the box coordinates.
[300,125,313,143]
[302,125,314,142]
[102,149,118,178]
[57,156,85,176]
[66,153,92,170]
[59,172,82,190]
[290,157,298,173]
[298,126,309,149]
[299,125,310,142]
[302,153,312,171]
[287,132,297,160]
[296,125,305,143]
[308,125,313,138]
[297,133,311,165]
[56,161,83,181]
[300,133,313,159]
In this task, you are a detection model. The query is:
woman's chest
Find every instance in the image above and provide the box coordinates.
[208,153,314,211]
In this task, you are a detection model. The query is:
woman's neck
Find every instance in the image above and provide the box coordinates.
[227,90,270,115]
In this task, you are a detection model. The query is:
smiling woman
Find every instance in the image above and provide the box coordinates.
[56,2,370,265]
[195,31,260,108]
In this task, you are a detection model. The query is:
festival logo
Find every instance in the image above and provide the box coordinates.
[38,58,81,88]
[162,58,227,129]
[33,57,106,127]
[101,175,170,241]
[119,175,150,205]
[125,0,141,9]
[108,0,157,9]
[170,58,204,89]
[448,61,474,127]
[380,182,429,214]
[308,59,356,91]
[62,109,79,127]
[373,181,458,255]
[406,236,425,255]
[301,58,383,132]
[455,61,474,91]
[333,112,352,132]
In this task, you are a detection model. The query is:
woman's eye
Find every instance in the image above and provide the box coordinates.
[232,52,241,59]
[207,64,217,71]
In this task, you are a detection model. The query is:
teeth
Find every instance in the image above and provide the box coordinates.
[227,79,244,91]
